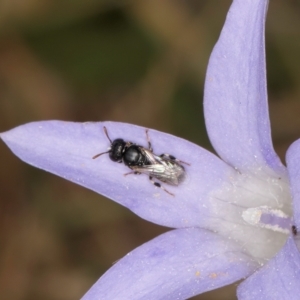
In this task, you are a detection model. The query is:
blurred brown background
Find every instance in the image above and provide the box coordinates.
[0,0,300,299]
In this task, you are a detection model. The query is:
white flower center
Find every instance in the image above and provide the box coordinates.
[209,167,292,264]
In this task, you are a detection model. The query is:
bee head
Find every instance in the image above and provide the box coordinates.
[92,126,125,161]
[109,139,125,162]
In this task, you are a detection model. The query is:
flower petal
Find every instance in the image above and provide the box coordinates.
[1,120,234,228]
[237,236,300,300]
[204,0,284,173]
[82,228,257,300]
[286,138,300,227]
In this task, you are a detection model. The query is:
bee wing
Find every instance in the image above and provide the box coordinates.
[142,148,158,164]
[131,162,185,186]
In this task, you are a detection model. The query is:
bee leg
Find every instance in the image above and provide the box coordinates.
[160,154,190,166]
[124,171,141,176]
[149,176,174,196]
[145,129,153,152]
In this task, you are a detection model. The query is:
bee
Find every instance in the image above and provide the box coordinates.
[92,127,189,196]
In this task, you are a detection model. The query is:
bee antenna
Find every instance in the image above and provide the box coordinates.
[93,151,110,159]
[103,126,113,144]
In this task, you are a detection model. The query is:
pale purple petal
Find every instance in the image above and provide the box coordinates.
[1,120,234,228]
[286,138,300,227]
[237,236,300,300]
[204,0,284,173]
[82,228,257,300]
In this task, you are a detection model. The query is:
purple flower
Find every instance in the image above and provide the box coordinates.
[1,0,300,299]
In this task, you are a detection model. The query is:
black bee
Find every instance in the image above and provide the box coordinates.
[93,127,189,196]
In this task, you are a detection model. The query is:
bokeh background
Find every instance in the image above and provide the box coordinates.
[0,0,300,299]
